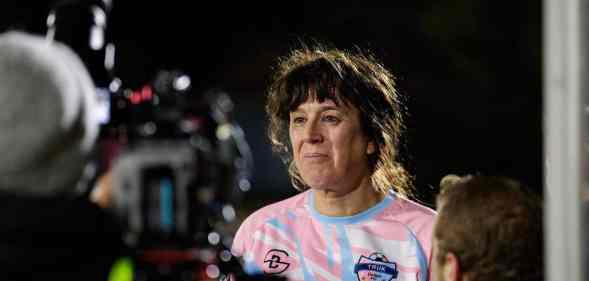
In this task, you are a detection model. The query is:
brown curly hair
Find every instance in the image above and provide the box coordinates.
[265,44,413,198]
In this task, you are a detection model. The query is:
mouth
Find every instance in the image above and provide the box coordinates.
[303,153,328,158]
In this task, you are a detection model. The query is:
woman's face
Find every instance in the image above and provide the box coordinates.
[289,97,375,195]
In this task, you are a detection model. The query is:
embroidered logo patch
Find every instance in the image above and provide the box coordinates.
[354,252,399,281]
[263,249,290,274]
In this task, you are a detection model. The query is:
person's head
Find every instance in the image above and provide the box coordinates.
[266,44,412,197]
[432,175,543,281]
[0,31,100,197]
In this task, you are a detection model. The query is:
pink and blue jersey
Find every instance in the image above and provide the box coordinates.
[232,190,436,281]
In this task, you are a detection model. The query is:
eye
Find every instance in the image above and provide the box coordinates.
[291,116,306,125]
[322,115,340,123]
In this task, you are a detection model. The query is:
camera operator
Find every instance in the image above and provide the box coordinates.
[0,30,125,280]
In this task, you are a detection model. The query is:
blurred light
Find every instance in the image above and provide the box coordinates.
[199,249,216,263]
[141,122,157,136]
[219,250,232,262]
[89,26,104,50]
[109,77,122,93]
[173,75,191,91]
[46,29,55,42]
[102,0,112,8]
[222,204,236,222]
[238,179,251,192]
[208,232,221,245]
[180,119,198,133]
[91,6,107,26]
[129,91,141,104]
[217,94,234,113]
[95,87,111,124]
[105,43,116,71]
[205,264,220,279]
[216,123,232,140]
[46,12,56,27]
[141,85,153,101]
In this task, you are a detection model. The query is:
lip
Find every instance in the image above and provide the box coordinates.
[303,153,328,158]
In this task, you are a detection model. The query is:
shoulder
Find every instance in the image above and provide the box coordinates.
[381,193,437,237]
[392,195,436,219]
[379,193,438,266]
[231,191,309,255]
[242,191,308,225]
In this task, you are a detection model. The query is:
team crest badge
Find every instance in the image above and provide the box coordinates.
[354,252,399,281]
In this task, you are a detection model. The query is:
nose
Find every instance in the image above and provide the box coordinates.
[302,120,323,144]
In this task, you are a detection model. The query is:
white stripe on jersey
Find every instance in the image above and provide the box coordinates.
[346,226,420,268]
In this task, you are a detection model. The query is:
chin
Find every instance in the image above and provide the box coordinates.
[306,182,332,191]
[302,177,335,191]
[300,171,334,187]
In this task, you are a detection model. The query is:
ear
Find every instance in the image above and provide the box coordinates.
[443,252,462,281]
[366,141,376,155]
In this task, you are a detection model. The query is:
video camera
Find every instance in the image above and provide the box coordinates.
[46,1,279,280]
[101,72,255,280]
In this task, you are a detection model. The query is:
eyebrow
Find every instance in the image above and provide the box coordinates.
[291,105,347,114]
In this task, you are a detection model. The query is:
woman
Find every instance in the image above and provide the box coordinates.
[232,45,436,281]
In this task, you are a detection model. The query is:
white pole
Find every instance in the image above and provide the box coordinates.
[543,0,585,280]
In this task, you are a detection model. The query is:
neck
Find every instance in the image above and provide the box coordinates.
[313,177,385,217]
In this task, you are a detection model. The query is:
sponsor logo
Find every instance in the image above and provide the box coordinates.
[263,249,291,274]
[354,252,399,281]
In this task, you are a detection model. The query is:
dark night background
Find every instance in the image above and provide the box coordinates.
[0,0,542,210]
